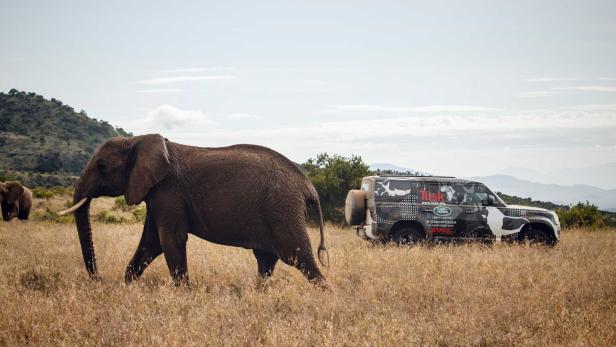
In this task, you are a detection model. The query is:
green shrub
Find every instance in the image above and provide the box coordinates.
[557,202,606,229]
[31,208,74,223]
[50,186,73,196]
[113,196,131,211]
[93,211,131,224]
[301,153,370,224]
[132,205,147,223]
[32,187,54,199]
[31,186,73,199]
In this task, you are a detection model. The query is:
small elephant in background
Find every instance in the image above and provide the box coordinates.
[0,181,33,221]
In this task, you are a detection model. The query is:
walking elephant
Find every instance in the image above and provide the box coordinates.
[58,134,328,287]
[0,181,32,221]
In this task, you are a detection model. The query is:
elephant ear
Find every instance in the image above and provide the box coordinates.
[6,182,24,204]
[125,134,171,205]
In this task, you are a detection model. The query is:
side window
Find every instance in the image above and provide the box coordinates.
[459,184,488,205]
[419,182,462,204]
[420,183,446,204]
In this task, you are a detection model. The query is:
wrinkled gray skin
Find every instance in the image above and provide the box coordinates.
[72,134,328,287]
[0,181,32,221]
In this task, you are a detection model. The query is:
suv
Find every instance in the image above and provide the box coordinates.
[345,176,560,245]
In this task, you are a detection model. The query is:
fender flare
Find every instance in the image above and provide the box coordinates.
[523,217,558,238]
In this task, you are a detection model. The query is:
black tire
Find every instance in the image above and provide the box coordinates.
[525,227,557,247]
[391,227,425,245]
[345,190,366,225]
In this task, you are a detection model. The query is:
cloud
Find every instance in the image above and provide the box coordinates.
[136,89,184,93]
[136,75,238,84]
[523,77,583,82]
[169,104,616,147]
[226,113,262,120]
[518,91,561,98]
[329,105,501,113]
[157,67,236,73]
[145,105,214,130]
[553,86,616,92]
[599,77,616,81]
[119,104,616,177]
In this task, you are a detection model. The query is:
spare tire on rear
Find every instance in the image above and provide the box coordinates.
[345,190,366,225]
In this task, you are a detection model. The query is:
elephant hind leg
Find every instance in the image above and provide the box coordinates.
[159,228,189,287]
[253,249,278,277]
[276,232,327,286]
[292,251,327,286]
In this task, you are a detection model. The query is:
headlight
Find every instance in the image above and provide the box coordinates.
[551,211,560,227]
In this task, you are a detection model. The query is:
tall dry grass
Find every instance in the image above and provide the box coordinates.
[0,217,615,345]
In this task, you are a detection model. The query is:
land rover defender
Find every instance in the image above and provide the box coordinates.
[345,176,560,245]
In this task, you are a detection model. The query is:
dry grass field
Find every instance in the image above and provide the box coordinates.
[1,200,615,345]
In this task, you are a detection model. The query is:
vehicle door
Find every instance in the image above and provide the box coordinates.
[420,182,460,238]
[454,183,493,240]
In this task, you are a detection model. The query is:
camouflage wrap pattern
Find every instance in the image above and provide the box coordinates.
[363,176,560,241]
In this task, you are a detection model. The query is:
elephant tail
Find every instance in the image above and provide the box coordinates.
[306,186,329,267]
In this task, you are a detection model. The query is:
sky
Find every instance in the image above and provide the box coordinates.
[2,0,616,179]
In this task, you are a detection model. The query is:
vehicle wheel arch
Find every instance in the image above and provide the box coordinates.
[519,220,557,245]
[389,220,427,238]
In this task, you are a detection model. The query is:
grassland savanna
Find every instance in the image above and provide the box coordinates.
[0,196,615,345]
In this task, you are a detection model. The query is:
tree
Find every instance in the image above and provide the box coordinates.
[557,201,606,229]
[301,153,370,224]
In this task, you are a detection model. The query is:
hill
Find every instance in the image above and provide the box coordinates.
[471,174,616,212]
[497,162,616,190]
[0,89,131,186]
[495,191,568,211]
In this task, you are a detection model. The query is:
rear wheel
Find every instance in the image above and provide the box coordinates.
[391,227,425,245]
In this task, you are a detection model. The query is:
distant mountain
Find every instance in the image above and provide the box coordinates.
[470,174,616,211]
[497,163,616,190]
[0,89,131,176]
[369,163,430,175]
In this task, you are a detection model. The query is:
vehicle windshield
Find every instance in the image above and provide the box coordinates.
[483,184,506,206]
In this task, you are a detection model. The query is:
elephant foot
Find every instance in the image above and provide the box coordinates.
[171,273,190,289]
[309,277,331,291]
[124,271,139,284]
[255,276,274,292]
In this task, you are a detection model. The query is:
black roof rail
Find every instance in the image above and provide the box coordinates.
[376,174,457,178]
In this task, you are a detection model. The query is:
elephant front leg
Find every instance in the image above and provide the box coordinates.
[124,213,163,283]
[1,202,17,221]
[159,226,189,287]
[125,211,162,283]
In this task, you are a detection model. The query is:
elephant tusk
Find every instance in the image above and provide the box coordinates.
[57,197,88,216]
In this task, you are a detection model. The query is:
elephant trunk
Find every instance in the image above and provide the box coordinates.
[73,194,98,279]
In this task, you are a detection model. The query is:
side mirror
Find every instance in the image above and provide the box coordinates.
[487,195,496,206]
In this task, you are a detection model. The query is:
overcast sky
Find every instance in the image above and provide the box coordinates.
[2,0,615,177]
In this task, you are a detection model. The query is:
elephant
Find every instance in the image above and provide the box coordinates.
[0,181,32,221]
[58,134,329,287]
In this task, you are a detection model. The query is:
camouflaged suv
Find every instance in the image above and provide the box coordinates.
[345,176,560,245]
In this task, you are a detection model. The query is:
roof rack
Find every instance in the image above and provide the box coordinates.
[376,174,457,178]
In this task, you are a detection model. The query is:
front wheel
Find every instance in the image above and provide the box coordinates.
[524,227,557,247]
[391,227,425,245]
